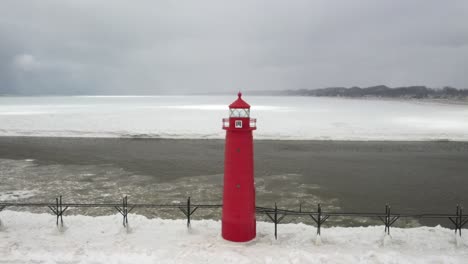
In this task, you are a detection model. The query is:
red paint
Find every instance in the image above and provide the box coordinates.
[222,92,257,242]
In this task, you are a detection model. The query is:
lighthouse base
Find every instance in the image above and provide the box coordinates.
[222,219,256,242]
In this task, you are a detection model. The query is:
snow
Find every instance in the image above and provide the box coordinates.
[0,96,467,141]
[0,211,467,263]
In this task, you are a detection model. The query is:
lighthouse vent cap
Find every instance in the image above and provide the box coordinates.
[229,92,251,109]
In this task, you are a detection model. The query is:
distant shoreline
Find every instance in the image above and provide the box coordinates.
[0,135,467,143]
[2,85,468,100]
[1,93,467,105]
[250,85,468,100]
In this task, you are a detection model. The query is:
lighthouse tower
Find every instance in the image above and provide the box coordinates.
[222,92,256,242]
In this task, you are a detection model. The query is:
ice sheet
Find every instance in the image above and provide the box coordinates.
[0,96,467,140]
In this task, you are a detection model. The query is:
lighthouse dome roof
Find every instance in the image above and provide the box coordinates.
[229,92,251,109]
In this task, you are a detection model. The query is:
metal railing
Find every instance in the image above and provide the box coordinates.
[222,118,257,129]
[1,196,466,241]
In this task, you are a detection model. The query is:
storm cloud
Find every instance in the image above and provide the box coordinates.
[1,0,467,95]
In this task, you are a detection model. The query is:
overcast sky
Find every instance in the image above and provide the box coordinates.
[1,0,467,95]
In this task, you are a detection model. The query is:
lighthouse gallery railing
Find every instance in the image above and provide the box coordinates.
[222,118,256,129]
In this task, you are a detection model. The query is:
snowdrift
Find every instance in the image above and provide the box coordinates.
[0,211,467,263]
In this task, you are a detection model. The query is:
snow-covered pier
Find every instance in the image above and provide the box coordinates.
[1,210,467,263]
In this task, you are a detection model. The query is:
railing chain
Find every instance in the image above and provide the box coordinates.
[1,198,467,239]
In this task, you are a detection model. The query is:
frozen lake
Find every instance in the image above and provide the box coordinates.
[1,96,467,263]
[0,95,467,140]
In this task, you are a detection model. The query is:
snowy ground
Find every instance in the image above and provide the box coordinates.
[0,211,466,263]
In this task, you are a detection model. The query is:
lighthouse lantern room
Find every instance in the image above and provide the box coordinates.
[222,92,257,242]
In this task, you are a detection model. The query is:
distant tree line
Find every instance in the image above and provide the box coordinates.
[254,85,468,99]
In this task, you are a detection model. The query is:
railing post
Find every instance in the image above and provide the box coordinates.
[456,205,461,236]
[309,203,329,238]
[453,204,462,237]
[56,197,60,226]
[386,204,390,235]
[317,204,322,236]
[177,196,198,228]
[115,196,133,228]
[47,196,68,228]
[187,197,191,228]
[124,196,128,227]
[274,203,278,240]
[460,206,463,237]
[378,204,399,235]
[0,205,5,227]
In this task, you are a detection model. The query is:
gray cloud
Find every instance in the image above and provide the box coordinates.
[1,0,467,95]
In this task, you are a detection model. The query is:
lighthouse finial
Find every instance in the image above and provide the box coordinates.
[238,91,242,98]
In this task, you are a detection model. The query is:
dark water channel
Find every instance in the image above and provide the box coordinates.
[1,137,467,228]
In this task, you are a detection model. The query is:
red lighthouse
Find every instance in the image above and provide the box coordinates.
[222,92,257,242]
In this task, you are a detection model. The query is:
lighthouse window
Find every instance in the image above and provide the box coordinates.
[230,108,250,118]
[235,120,243,128]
